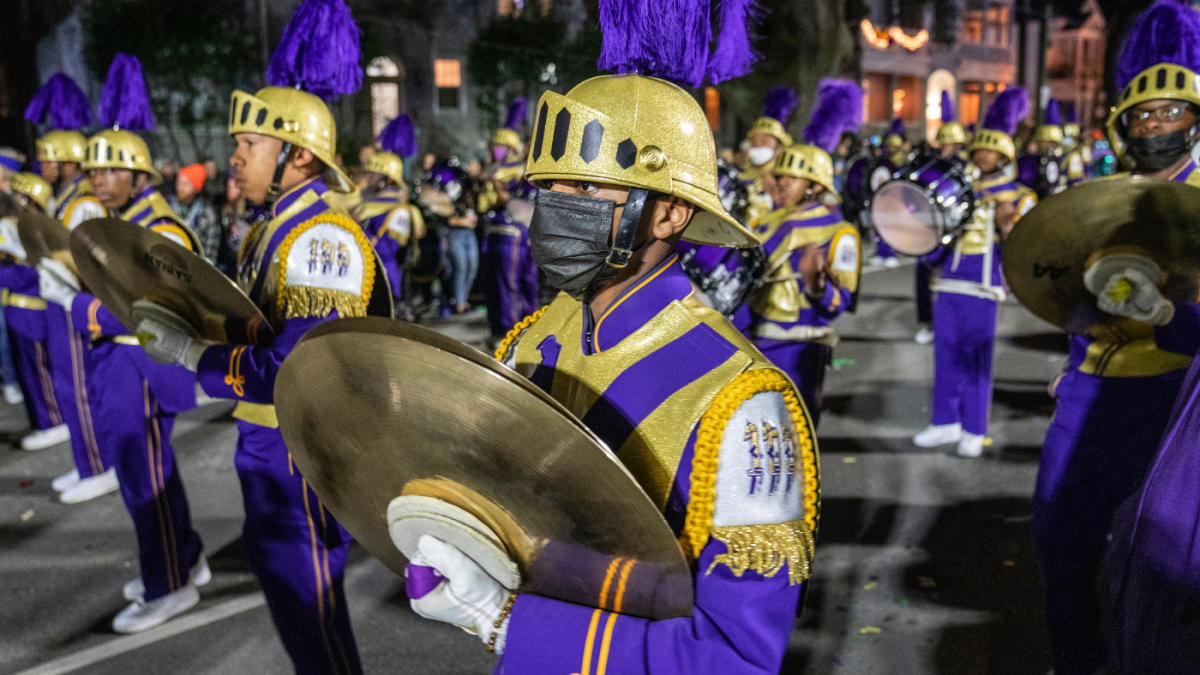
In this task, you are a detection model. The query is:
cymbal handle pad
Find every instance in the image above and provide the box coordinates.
[405,563,444,599]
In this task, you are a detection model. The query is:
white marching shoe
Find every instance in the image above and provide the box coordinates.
[59,468,118,504]
[21,424,70,451]
[112,583,200,634]
[914,325,934,345]
[957,432,985,458]
[51,469,80,492]
[4,384,23,404]
[913,423,963,447]
[124,554,212,602]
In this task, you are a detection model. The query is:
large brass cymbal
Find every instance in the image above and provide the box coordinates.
[17,211,70,262]
[275,317,695,620]
[1003,176,1200,334]
[70,218,273,345]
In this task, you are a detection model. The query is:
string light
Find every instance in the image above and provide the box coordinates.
[860,20,930,51]
[861,20,891,49]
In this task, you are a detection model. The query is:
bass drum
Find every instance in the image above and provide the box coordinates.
[870,157,975,256]
[678,242,765,317]
[842,155,895,213]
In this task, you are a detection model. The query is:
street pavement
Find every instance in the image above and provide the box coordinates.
[0,261,1062,674]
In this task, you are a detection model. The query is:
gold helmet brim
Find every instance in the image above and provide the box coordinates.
[11,172,53,213]
[968,129,1017,161]
[525,76,757,248]
[935,122,967,146]
[1106,63,1200,168]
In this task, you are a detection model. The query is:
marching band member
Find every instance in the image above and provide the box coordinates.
[132,0,376,670]
[935,90,968,161]
[746,79,864,426]
[741,86,796,224]
[406,0,820,671]
[356,114,424,312]
[38,54,209,627]
[1034,3,1200,673]
[913,87,1036,458]
[1018,99,1067,198]
[869,119,906,267]
[0,148,23,192]
[1059,102,1091,188]
[23,73,109,493]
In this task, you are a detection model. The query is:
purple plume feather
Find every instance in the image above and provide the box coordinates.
[1117,0,1200,90]
[25,74,94,130]
[1064,101,1078,124]
[266,0,362,101]
[940,90,956,124]
[706,0,766,85]
[890,118,905,137]
[504,97,528,131]
[377,114,417,157]
[981,86,1030,136]
[762,86,797,124]
[803,79,863,153]
[98,54,155,131]
[1044,99,1062,125]
[597,0,711,88]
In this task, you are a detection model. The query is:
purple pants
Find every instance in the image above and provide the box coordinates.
[6,322,61,432]
[45,306,107,479]
[481,231,539,338]
[752,338,830,426]
[234,420,362,675]
[1033,367,1187,675]
[930,292,997,436]
[91,342,203,601]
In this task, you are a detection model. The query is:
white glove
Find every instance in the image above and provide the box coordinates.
[1083,254,1174,325]
[37,258,80,307]
[408,535,512,654]
[132,301,209,371]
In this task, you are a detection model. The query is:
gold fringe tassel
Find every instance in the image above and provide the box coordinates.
[281,285,367,320]
[707,519,816,585]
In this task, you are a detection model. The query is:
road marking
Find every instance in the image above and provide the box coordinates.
[11,593,266,675]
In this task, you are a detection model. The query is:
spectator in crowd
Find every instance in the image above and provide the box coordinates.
[200,158,222,199]
[170,164,221,263]
[215,170,252,279]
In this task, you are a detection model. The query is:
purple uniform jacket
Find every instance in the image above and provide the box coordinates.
[495,256,820,674]
[356,187,413,299]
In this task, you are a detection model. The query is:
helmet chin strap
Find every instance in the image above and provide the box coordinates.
[606,187,651,269]
[265,141,294,208]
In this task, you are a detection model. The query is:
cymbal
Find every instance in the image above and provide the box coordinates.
[70,218,273,345]
[275,317,695,620]
[17,211,70,262]
[1003,176,1200,334]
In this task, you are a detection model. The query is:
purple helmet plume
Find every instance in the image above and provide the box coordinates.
[802,79,863,153]
[266,0,362,101]
[707,0,766,84]
[98,54,155,131]
[25,74,94,130]
[981,87,1030,136]
[1116,0,1200,90]
[763,86,797,124]
[377,114,417,158]
[940,90,956,124]
[1064,101,1079,124]
[1044,99,1062,126]
[504,97,528,131]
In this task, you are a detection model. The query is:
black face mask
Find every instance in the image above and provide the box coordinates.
[1126,128,1194,172]
[529,188,651,302]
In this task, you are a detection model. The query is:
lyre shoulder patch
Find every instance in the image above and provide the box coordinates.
[712,390,807,528]
[278,213,376,319]
[830,230,859,274]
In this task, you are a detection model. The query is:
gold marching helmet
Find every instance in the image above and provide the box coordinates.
[525,74,757,248]
[36,130,88,164]
[366,152,405,186]
[493,128,522,151]
[83,130,162,184]
[228,87,354,192]
[11,173,53,213]
[1033,124,1064,144]
[969,128,1017,161]
[1107,63,1200,167]
[773,144,838,201]
[935,122,968,146]
[747,116,792,147]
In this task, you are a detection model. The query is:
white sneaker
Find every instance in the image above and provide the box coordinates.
[124,554,212,601]
[4,384,23,404]
[914,325,934,345]
[913,423,963,447]
[59,468,118,504]
[51,469,81,492]
[884,257,901,268]
[21,424,70,451]
[957,432,985,458]
[112,584,200,634]
[868,255,887,267]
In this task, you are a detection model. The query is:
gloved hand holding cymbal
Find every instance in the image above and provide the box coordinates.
[406,535,515,655]
[1083,253,1175,326]
[133,300,211,371]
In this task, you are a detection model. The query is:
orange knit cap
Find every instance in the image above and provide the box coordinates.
[178,163,207,191]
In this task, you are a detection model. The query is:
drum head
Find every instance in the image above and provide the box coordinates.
[871,180,944,256]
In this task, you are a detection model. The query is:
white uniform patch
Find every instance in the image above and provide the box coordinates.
[386,208,411,241]
[830,232,858,274]
[712,391,805,527]
[1068,154,1084,178]
[1018,194,1037,217]
[65,199,106,230]
[285,221,367,295]
[153,227,189,248]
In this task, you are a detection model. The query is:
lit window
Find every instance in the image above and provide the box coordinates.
[961,82,982,125]
[434,59,462,110]
[986,5,1009,48]
[367,57,403,138]
[961,10,983,44]
[704,87,720,130]
[367,56,401,78]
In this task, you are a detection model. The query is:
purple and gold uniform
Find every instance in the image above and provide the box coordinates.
[68,179,204,602]
[923,174,1035,437]
[195,176,371,674]
[0,264,61,434]
[355,186,420,302]
[495,255,819,674]
[747,202,859,424]
[480,163,539,339]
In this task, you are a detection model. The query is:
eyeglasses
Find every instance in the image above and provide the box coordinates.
[1123,104,1191,126]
